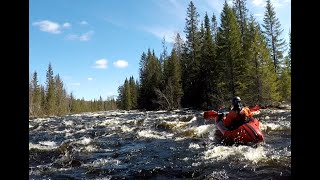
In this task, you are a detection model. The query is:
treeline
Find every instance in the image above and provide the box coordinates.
[117,0,291,111]
[29,63,117,118]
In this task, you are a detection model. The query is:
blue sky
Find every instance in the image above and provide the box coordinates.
[29,0,291,101]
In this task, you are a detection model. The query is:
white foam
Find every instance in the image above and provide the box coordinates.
[260,121,291,131]
[84,145,99,152]
[193,124,215,137]
[203,145,267,163]
[189,143,201,149]
[137,130,166,139]
[121,125,135,133]
[63,120,74,126]
[76,137,93,145]
[29,141,58,150]
[91,158,121,167]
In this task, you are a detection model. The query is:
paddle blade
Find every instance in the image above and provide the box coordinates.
[250,106,261,112]
[204,111,218,120]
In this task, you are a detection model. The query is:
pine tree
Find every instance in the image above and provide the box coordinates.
[245,16,280,105]
[54,74,68,116]
[211,13,218,43]
[123,78,132,110]
[30,71,41,116]
[138,49,161,110]
[129,76,137,109]
[262,0,286,75]
[288,30,291,73]
[29,78,33,116]
[173,33,184,59]
[199,12,218,109]
[45,63,56,116]
[40,85,46,116]
[98,95,104,111]
[232,0,249,41]
[182,0,202,108]
[278,56,291,102]
[160,48,184,109]
[216,1,244,104]
[117,85,124,109]
[137,51,148,109]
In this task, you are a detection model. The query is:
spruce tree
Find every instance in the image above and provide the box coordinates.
[262,0,286,75]
[182,0,202,108]
[30,71,41,116]
[245,16,280,105]
[129,76,137,109]
[216,1,244,104]
[45,63,56,116]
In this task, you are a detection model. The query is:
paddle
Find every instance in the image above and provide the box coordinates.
[203,110,219,120]
[250,105,261,112]
[203,105,261,120]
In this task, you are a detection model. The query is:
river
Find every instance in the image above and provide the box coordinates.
[29,107,291,179]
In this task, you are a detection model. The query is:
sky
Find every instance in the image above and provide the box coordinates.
[29,0,291,101]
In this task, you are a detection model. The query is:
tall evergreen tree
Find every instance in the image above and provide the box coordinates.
[278,56,291,102]
[216,1,245,105]
[40,85,46,116]
[45,63,56,116]
[173,32,184,59]
[30,71,42,116]
[129,76,137,109]
[199,12,218,109]
[181,0,202,108]
[288,30,291,73]
[262,0,286,75]
[98,96,104,111]
[29,79,33,116]
[54,74,68,116]
[117,85,124,109]
[245,16,280,105]
[232,0,249,40]
[161,48,184,109]
[211,13,218,43]
[138,49,162,110]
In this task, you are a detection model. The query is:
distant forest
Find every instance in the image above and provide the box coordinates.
[29,63,117,118]
[117,0,290,111]
[29,0,290,117]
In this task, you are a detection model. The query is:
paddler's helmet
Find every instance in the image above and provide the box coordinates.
[232,96,242,109]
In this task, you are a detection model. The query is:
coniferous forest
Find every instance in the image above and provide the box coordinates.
[117,0,290,111]
[29,63,117,118]
[29,0,290,117]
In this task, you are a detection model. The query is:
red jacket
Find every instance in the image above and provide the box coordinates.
[223,107,252,129]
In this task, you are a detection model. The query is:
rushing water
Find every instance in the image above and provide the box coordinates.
[29,107,291,179]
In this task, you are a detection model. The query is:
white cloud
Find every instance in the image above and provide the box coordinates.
[32,20,61,34]
[254,13,264,17]
[62,22,71,28]
[254,13,264,20]
[227,0,233,6]
[113,60,128,68]
[66,31,94,41]
[70,83,80,86]
[79,31,94,41]
[80,21,88,25]
[205,0,224,14]
[153,0,186,21]
[88,77,93,81]
[93,59,108,69]
[252,0,264,7]
[167,0,186,20]
[142,26,181,43]
[251,0,290,8]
